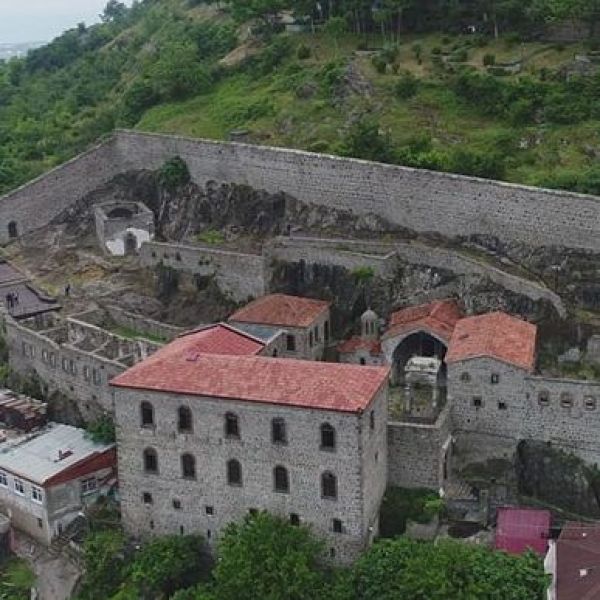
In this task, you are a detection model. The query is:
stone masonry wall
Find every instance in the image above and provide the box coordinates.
[113,131,600,252]
[0,137,120,244]
[139,241,267,303]
[114,385,388,563]
[387,407,451,490]
[105,306,183,341]
[449,358,600,466]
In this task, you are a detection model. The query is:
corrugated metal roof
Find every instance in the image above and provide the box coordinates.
[0,423,114,485]
[495,506,551,555]
[230,322,283,343]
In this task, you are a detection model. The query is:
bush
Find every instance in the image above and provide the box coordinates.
[340,117,395,164]
[488,66,510,76]
[447,148,506,180]
[297,43,311,60]
[371,54,387,74]
[449,48,468,62]
[395,71,419,99]
[379,487,442,537]
[411,43,422,61]
[431,46,442,55]
[308,140,330,153]
[159,156,191,191]
[86,415,116,444]
[483,53,496,66]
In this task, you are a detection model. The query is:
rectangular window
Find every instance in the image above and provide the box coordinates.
[37,518,43,529]
[81,478,97,495]
[286,335,296,352]
[314,326,320,342]
[491,373,500,384]
[14,479,25,496]
[472,397,482,408]
[333,519,343,534]
[309,331,314,347]
[290,513,300,526]
[205,505,214,516]
[31,486,43,504]
[93,370,102,385]
[498,401,507,410]
[0,472,7,487]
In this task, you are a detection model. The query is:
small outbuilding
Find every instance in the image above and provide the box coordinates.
[94,201,154,256]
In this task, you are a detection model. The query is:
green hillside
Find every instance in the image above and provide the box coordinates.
[1,0,600,195]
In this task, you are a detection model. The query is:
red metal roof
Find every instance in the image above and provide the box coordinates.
[555,522,600,600]
[495,507,551,556]
[337,337,382,356]
[176,323,265,356]
[111,348,390,413]
[446,312,537,371]
[229,294,330,328]
[383,299,462,342]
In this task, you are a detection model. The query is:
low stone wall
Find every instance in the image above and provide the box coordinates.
[105,306,182,341]
[140,241,267,302]
[387,407,451,490]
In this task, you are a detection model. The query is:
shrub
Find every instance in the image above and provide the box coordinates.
[431,46,442,55]
[86,415,116,444]
[379,487,441,537]
[196,230,225,245]
[395,71,419,99]
[450,48,468,62]
[483,53,496,66]
[159,156,190,191]
[371,54,387,74]
[442,36,452,45]
[308,140,330,153]
[297,43,310,60]
[411,43,422,60]
[488,66,510,76]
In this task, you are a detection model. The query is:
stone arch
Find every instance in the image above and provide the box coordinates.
[7,221,18,239]
[388,330,448,385]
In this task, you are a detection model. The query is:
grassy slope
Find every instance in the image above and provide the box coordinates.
[138,31,600,187]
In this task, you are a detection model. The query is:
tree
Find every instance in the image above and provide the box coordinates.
[211,512,327,600]
[101,1,128,23]
[353,537,549,600]
[340,116,396,163]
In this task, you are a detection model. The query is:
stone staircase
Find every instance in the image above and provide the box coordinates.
[48,515,86,563]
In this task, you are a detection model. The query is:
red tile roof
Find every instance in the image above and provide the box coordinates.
[383,299,462,342]
[446,312,537,371]
[555,522,600,600]
[495,507,551,556]
[177,323,265,356]
[111,347,389,413]
[229,294,330,328]
[337,337,382,356]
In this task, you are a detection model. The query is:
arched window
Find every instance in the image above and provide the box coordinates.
[143,492,153,504]
[321,471,337,500]
[274,466,289,493]
[560,392,574,408]
[141,402,154,427]
[271,418,287,444]
[320,423,336,450]
[7,221,17,239]
[181,453,196,479]
[538,390,550,406]
[178,406,193,433]
[227,459,242,486]
[460,372,471,382]
[585,396,597,411]
[225,412,240,438]
[143,448,158,473]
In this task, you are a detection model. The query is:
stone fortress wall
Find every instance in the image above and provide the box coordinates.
[2,129,600,253]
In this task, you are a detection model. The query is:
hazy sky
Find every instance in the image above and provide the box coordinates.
[0,0,133,44]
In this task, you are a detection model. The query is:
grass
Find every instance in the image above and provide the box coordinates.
[137,31,599,188]
[0,558,35,599]
[110,325,166,344]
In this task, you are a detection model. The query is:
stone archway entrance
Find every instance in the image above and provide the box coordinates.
[124,232,137,256]
[8,221,18,239]
[391,331,447,385]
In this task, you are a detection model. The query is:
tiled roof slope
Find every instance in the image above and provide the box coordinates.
[383,299,462,342]
[446,312,537,371]
[337,338,382,356]
[555,522,600,600]
[494,507,551,555]
[111,348,390,413]
[229,294,330,328]
[177,323,266,356]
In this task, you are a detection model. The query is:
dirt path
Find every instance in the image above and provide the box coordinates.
[12,531,81,600]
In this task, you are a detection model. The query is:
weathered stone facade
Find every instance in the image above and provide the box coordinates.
[94,201,154,256]
[114,385,388,564]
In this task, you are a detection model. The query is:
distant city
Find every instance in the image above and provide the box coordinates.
[0,42,44,60]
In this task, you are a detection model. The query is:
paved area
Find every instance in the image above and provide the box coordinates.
[12,531,81,600]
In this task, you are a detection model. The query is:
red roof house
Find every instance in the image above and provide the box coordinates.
[229,293,330,328]
[383,299,463,343]
[495,507,551,555]
[175,323,267,357]
[446,312,537,371]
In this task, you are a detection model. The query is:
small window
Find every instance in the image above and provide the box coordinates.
[290,513,300,526]
[314,326,320,342]
[227,459,242,486]
[320,423,336,450]
[180,525,184,536]
[273,349,278,357]
[141,401,154,428]
[175,252,182,262]
[309,331,314,347]
[144,448,158,473]
[0,472,7,487]
[49,353,56,367]
[42,349,48,362]
[460,372,471,382]
[150,520,154,529]
[369,410,375,430]
[274,466,289,493]
[173,499,182,510]
[324,321,330,342]
[83,366,91,381]
[93,369,102,385]
[498,401,507,410]
[70,360,77,375]
[81,478,97,495]
[538,391,550,406]
[205,505,214,516]
[286,335,296,352]
[248,508,258,516]
[272,418,287,445]
[151,251,157,259]
[560,393,574,408]
[8,221,18,239]
[321,471,337,500]
[181,453,196,479]
[207,529,211,539]
[62,358,69,372]
[491,373,500,384]
[178,406,193,433]
[360,357,366,365]
[332,518,343,533]
[31,486,43,503]
[329,548,336,558]
[14,478,25,496]
[472,397,482,408]
[225,412,240,438]
[585,396,597,411]
[143,492,153,504]
[37,518,43,529]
